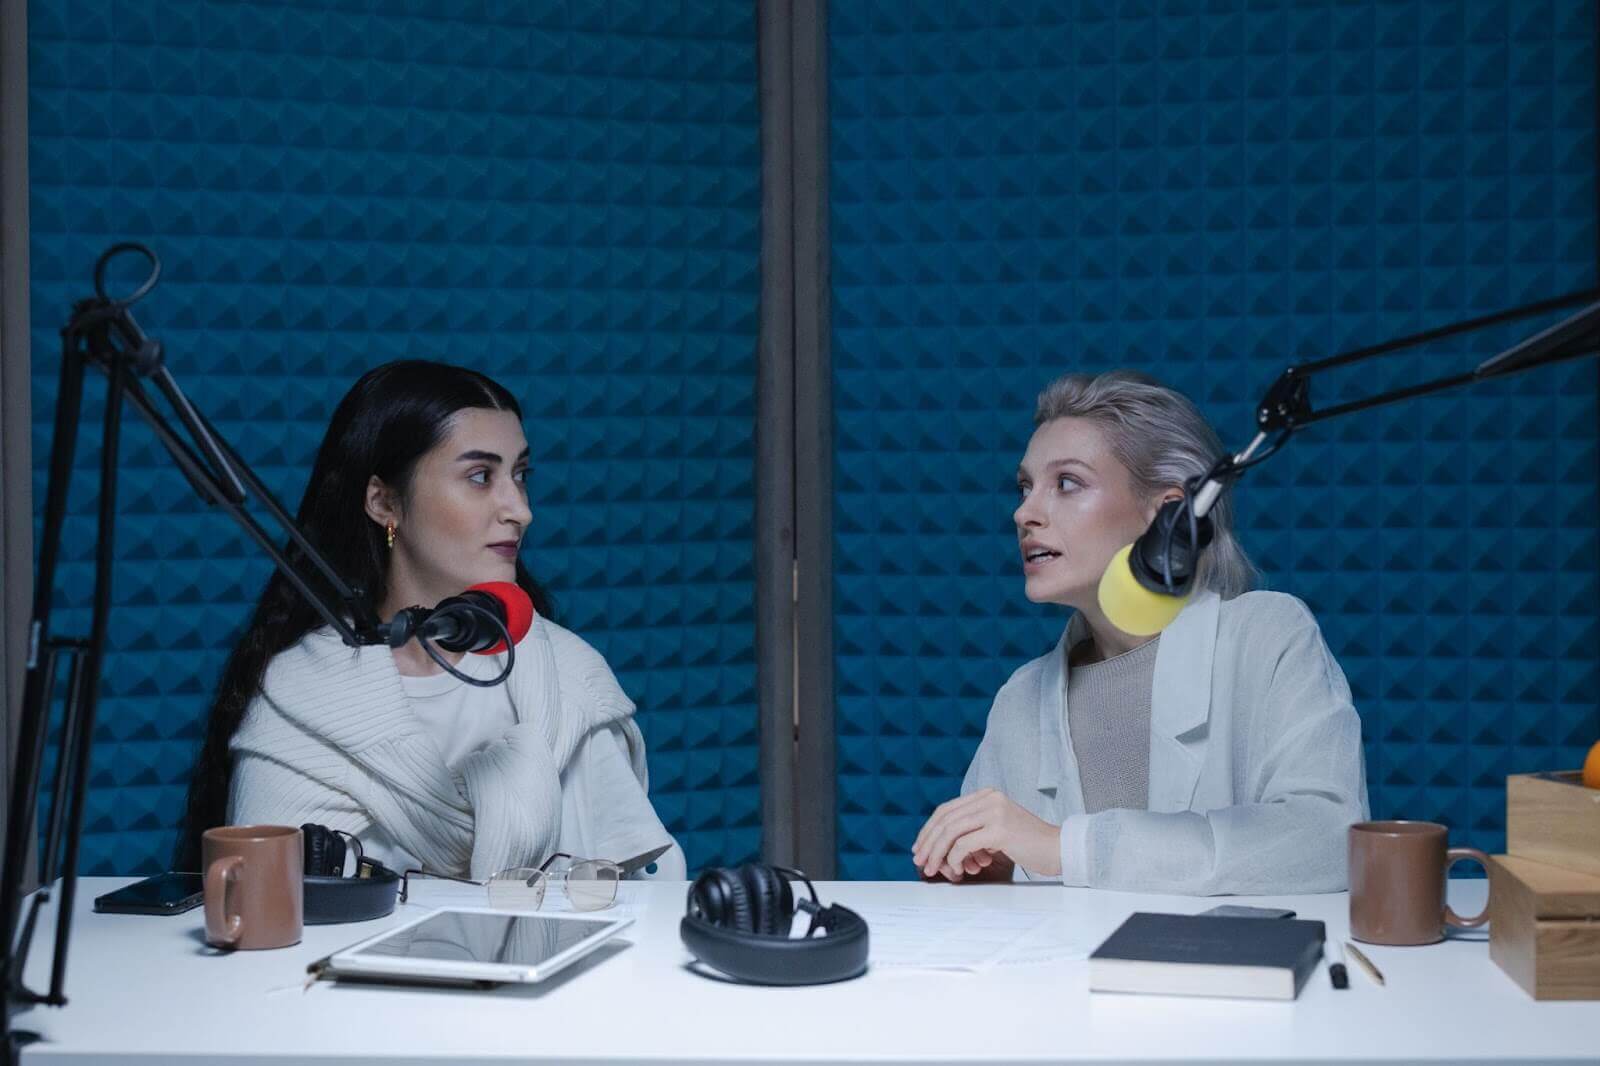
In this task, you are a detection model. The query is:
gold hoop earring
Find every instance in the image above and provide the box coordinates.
[386,523,396,550]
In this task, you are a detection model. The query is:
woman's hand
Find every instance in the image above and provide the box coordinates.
[911,789,1062,881]
[917,847,1015,883]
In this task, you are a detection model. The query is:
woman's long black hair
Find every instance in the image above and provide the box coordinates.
[174,360,553,869]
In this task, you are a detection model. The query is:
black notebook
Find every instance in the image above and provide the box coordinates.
[1089,912,1326,1001]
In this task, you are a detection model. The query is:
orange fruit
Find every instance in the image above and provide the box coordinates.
[1584,739,1600,789]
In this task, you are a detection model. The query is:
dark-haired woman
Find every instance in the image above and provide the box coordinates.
[178,361,684,881]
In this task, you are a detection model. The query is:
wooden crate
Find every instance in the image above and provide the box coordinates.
[1505,771,1600,877]
[1487,854,1600,1000]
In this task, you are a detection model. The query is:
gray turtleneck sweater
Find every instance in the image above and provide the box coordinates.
[1066,636,1158,813]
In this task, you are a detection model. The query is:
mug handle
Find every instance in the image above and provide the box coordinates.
[1443,847,1492,929]
[205,855,244,947]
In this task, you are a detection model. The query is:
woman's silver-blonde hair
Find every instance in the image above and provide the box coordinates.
[1033,369,1258,599]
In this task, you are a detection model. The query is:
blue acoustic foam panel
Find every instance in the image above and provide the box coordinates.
[832,1,1599,879]
[28,0,761,875]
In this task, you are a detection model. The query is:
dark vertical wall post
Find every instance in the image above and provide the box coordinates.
[757,0,832,874]
[756,0,797,865]
[0,0,33,879]
[790,0,833,877]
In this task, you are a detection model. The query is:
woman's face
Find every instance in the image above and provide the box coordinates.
[1013,416,1167,608]
[368,407,533,608]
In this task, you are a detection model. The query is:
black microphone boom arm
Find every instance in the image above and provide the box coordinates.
[0,244,397,1061]
[1255,288,1600,435]
[1186,287,1600,521]
[1123,287,1600,601]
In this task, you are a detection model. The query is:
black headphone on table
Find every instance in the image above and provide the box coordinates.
[300,824,400,925]
[680,864,868,985]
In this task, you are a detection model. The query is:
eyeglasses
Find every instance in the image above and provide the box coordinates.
[399,852,622,911]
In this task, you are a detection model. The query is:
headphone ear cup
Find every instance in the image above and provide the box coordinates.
[690,868,752,933]
[300,823,344,878]
[773,867,794,927]
[686,871,715,921]
[725,869,755,934]
[738,863,792,936]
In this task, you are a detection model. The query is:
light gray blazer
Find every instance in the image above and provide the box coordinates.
[961,590,1369,895]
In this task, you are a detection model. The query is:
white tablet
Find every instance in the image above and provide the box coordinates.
[328,907,633,984]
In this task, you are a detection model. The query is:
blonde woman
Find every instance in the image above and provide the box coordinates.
[912,370,1368,894]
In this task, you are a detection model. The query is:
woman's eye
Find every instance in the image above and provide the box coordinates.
[1017,482,1031,499]
[468,469,490,485]
[1057,475,1079,492]
[513,468,528,484]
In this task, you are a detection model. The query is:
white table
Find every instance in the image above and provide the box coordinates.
[12,876,1592,1064]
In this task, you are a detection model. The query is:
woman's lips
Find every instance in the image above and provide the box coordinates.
[1024,544,1062,576]
[1022,549,1062,574]
[488,543,519,560]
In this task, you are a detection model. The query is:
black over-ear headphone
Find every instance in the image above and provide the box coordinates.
[680,864,868,985]
[301,824,400,925]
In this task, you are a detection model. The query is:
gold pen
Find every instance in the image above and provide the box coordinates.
[1343,941,1386,986]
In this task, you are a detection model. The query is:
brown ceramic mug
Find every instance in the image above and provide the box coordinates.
[1348,820,1491,946]
[202,825,303,950]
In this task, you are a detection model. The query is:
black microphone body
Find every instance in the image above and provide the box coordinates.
[1128,497,1215,596]
[383,591,510,653]
[414,590,511,653]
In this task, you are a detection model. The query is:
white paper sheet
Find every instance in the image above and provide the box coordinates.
[989,914,1095,967]
[851,905,1087,971]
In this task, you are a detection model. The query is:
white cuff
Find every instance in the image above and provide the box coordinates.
[1059,814,1091,886]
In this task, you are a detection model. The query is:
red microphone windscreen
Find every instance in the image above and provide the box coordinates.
[467,580,535,654]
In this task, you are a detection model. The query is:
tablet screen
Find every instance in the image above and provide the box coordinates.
[351,911,617,969]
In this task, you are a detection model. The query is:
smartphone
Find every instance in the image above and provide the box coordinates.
[93,872,204,915]
[1198,904,1296,919]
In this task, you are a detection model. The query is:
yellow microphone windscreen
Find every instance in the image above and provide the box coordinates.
[1097,543,1191,637]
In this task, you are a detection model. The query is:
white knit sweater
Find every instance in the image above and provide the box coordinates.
[228,614,682,880]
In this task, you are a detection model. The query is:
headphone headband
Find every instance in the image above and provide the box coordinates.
[300,823,399,925]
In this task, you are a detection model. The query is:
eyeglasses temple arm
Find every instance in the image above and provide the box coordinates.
[399,868,484,903]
